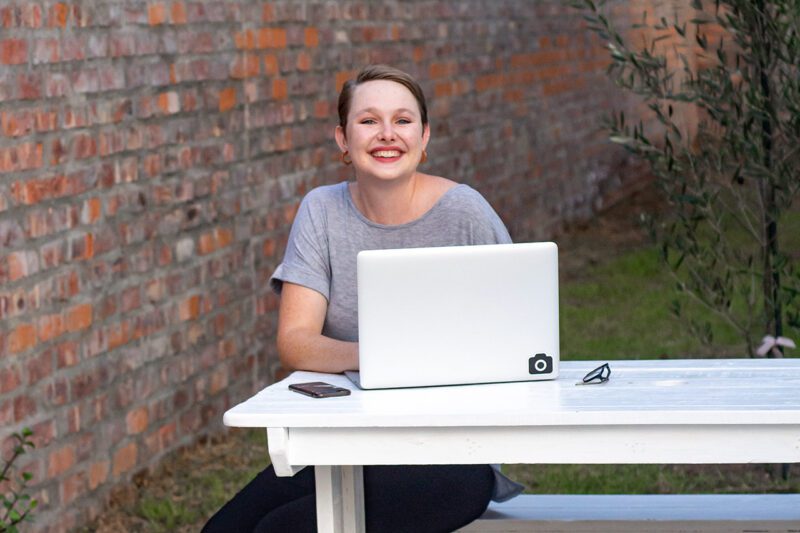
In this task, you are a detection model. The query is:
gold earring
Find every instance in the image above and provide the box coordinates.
[341,151,352,165]
[421,150,427,164]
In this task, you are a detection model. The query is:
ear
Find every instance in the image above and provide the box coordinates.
[334,125,347,153]
[421,122,431,150]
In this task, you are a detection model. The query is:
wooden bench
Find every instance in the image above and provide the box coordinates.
[459,494,800,532]
[224,359,800,533]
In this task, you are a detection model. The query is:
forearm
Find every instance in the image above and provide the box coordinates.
[277,329,359,374]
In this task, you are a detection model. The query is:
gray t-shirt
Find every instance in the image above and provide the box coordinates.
[269,181,524,502]
[270,181,512,341]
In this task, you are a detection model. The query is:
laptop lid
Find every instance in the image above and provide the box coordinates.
[355,242,559,389]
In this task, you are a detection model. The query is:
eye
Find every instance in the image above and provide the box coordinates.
[396,118,412,125]
[359,118,377,125]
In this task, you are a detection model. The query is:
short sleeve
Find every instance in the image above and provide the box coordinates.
[465,187,513,245]
[269,192,331,300]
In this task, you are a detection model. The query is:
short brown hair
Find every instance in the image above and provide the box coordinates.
[337,65,429,129]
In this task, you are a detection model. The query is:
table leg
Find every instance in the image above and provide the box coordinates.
[315,465,365,533]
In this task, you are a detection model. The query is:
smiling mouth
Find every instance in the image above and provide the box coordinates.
[371,150,402,159]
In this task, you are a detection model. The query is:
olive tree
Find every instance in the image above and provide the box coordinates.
[576,0,800,356]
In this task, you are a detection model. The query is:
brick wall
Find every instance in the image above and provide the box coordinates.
[0,1,656,530]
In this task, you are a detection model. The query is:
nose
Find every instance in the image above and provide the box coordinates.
[377,120,395,141]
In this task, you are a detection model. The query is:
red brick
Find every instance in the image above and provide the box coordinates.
[71,366,107,398]
[112,442,137,476]
[82,197,102,224]
[264,54,279,75]
[31,37,59,64]
[1,111,26,137]
[430,62,456,79]
[219,87,236,112]
[475,73,505,92]
[61,470,87,505]
[1,38,27,65]
[73,133,97,159]
[0,399,13,426]
[70,232,94,261]
[5,250,38,282]
[543,78,584,96]
[57,340,80,368]
[231,54,260,79]
[148,3,166,25]
[107,320,131,350]
[66,407,81,436]
[49,3,69,27]
[297,51,311,71]
[120,287,141,313]
[38,313,65,342]
[209,366,228,394]
[0,367,21,394]
[126,406,149,434]
[48,445,75,477]
[0,143,44,174]
[257,28,287,49]
[66,303,92,332]
[8,323,36,353]
[179,295,200,321]
[31,419,56,448]
[14,394,37,421]
[272,78,287,100]
[171,2,187,24]
[335,70,356,92]
[27,350,53,383]
[0,6,15,28]
[157,91,180,114]
[263,238,276,257]
[47,378,69,406]
[40,239,66,269]
[233,29,254,50]
[89,460,109,490]
[12,174,71,204]
[17,72,42,99]
[304,27,319,47]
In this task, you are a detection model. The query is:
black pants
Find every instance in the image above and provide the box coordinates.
[202,463,495,532]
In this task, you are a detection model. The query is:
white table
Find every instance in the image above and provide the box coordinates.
[223,359,800,532]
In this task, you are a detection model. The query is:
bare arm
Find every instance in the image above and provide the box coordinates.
[276,282,359,373]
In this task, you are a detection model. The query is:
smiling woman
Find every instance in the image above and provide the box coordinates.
[202,65,520,532]
[335,66,455,226]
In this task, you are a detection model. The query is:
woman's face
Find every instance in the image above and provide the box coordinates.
[335,80,430,184]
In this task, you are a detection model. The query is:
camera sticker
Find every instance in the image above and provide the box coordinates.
[528,353,553,374]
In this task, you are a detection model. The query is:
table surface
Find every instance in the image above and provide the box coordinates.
[224,358,800,533]
[224,358,800,428]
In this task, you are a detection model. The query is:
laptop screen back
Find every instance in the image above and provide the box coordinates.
[355,242,559,389]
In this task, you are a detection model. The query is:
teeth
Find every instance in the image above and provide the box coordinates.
[372,150,401,158]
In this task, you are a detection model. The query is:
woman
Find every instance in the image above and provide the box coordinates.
[203,65,521,533]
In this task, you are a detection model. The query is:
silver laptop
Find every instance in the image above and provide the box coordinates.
[346,242,559,389]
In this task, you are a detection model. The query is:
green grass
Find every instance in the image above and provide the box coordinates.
[560,203,800,360]
[136,498,199,533]
[505,464,800,494]
[560,247,746,360]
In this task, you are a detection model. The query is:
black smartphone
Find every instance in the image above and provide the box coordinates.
[288,381,351,398]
